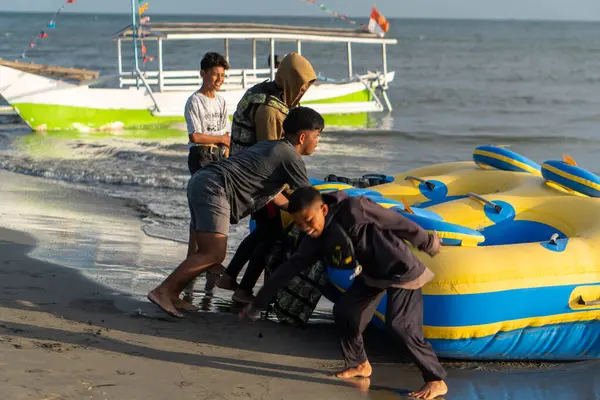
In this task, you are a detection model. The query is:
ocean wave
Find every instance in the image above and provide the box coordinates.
[0,157,189,190]
[395,91,591,107]
[323,129,594,145]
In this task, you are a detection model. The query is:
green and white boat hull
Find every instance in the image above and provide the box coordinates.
[1,65,394,131]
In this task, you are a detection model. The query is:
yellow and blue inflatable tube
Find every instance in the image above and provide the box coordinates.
[398,212,484,247]
[319,151,600,361]
[542,160,600,198]
[473,145,542,175]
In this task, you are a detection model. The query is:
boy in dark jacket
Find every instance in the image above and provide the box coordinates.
[242,187,448,400]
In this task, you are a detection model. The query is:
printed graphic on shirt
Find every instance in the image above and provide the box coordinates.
[184,92,230,147]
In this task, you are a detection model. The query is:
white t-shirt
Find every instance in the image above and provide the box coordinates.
[184,91,230,148]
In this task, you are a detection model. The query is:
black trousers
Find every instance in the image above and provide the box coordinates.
[225,205,283,291]
[333,277,447,382]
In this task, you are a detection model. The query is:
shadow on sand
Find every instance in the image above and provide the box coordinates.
[2,228,599,399]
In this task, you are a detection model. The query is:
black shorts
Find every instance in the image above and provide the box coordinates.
[188,145,225,175]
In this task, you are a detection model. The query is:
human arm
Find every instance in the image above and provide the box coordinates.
[360,198,440,256]
[221,98,231,158]
[282,153,311,192]
[189,133,230,147]
[272,192,290,211]
[365,226,438,289]
[254,105,283,141]
[185,96,230,147]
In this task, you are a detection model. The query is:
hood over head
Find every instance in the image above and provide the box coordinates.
[321,190,351,225]
[322,190,351,207]
[275,53,317,107]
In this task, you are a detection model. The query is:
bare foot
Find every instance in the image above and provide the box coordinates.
[335,361,372,379]
[172,296,199,311]
[147,289,184,318]
[408,380,448,399]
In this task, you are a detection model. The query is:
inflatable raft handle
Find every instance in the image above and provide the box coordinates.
[548,233,560,246]
[578,296,600,306]
[405,175,435,190]
[467,192,503,213]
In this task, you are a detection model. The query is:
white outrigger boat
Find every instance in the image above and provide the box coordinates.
[0,18,397,131]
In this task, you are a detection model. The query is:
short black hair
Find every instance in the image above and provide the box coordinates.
[283,107,325,137]
[200,52,230,72]
[288,187,323,214]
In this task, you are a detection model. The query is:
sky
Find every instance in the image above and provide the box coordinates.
[1,0,600,21]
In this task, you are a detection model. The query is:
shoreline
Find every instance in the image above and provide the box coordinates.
[1,168,600,399]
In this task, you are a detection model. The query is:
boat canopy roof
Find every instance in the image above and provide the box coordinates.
[112,22,398,45]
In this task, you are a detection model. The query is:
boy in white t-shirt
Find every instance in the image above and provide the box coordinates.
[183,52,231,298]
[185,52,231,175]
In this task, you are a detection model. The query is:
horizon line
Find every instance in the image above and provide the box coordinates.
[1,10,600,23]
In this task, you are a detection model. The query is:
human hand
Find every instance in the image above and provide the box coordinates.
[425,232,441,257]
[220,134,231,147]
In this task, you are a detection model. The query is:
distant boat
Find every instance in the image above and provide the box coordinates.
[0,21,397,131]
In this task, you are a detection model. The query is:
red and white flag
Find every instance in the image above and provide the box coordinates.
[367,6,389,37]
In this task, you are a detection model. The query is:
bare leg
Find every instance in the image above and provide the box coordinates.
[183,226,200,296]
[408,381,448,399]
[148,231,227,318]
[186,225,199,257]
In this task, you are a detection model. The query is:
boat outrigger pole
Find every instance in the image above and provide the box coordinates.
[126,0,160,112]
[130,0,140,88]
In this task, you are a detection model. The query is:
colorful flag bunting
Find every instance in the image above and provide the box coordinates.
[300,0,361,27]
[298,0,391,33]
[137,1,155,71]
[20,0,76,58]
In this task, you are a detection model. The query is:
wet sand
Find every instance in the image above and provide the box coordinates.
[1,169,599,400]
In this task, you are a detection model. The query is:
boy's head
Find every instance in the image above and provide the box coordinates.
[288,187,328,238]
[283,107,324,156]
[200,52,229,92]
[275,53,317,107]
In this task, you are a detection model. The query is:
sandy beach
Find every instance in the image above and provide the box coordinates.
[1,169,599,400]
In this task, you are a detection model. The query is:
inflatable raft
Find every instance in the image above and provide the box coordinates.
[312,145,600,360]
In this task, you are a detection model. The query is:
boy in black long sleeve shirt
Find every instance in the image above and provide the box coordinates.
[242,187,448,400]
